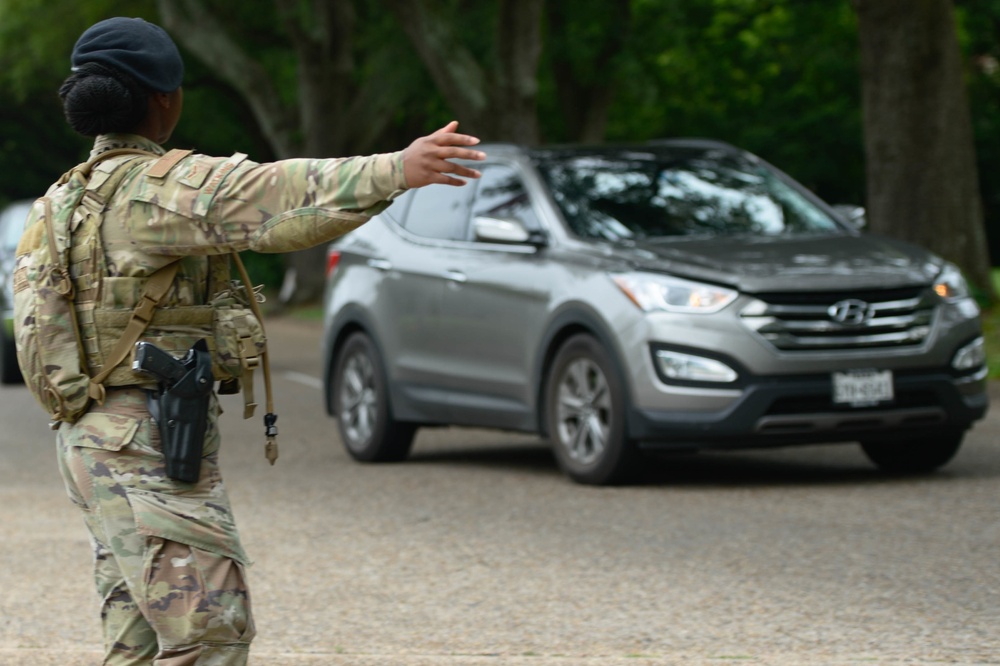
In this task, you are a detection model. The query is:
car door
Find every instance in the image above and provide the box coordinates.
[375,181,478,411]
[435,162,553,429]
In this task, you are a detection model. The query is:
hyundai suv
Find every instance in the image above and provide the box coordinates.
[322,140,989,484]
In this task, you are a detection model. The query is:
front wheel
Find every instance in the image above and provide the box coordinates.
[545,334,634,485]
[331,331,415,462]
[860,430,965,474]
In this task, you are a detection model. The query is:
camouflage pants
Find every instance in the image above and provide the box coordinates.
[56,388,255,665]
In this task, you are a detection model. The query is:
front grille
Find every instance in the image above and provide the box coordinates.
[766,389,939,415]
[740,287,936,351]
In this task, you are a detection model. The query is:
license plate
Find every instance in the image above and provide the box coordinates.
[832,370,893,406]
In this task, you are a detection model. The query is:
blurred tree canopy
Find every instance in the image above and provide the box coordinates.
[0,0,996,300]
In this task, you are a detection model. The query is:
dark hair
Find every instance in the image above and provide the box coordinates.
[58,62,149,137]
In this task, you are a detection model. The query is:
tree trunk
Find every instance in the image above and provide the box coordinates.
[854,0,995,300]
[158,0,411,304]
[546,0,631,143]
[494,0,543,144]
[381,0,543,143]
[157,0,299,158]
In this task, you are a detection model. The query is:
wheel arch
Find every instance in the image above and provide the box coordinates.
[323,304,384,416]
[533,303,633,437]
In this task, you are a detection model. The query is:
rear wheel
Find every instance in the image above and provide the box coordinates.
[546,334,634,485]
[331,332,415,462]
[860,430,964,474]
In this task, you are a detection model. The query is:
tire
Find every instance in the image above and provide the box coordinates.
[331,331,415,462]
[0,323,22,385]
[860,430,964,474]
[545,333,634,485]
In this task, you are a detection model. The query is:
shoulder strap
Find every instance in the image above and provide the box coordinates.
[232,252,279,465]
[75,149,180,401]
[56,148,159,186]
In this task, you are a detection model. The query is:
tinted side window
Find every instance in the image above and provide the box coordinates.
[471,164,540,235]
[403,183,475,240]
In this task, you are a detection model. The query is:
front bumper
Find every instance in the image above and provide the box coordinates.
[629,368,989,451]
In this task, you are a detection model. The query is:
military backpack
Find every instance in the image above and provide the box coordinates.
[13,149,276,461]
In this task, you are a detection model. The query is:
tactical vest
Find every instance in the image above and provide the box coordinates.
[16,149,274,437]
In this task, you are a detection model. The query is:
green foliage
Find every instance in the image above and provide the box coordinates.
[608,0,864,206]
[955,0,1000,265]
[0,0,996,275]
[238,251,285,297]
[977,270,1000,378]
[0,0,156,100]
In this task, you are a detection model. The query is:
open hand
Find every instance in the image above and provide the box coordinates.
[402,121,485,188]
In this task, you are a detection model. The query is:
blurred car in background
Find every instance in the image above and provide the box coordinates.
[0,199,29,384]
[321,139,989,485]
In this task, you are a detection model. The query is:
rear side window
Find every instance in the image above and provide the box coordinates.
[403,183,476,240]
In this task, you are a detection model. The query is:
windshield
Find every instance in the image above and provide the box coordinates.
[534,149,843,242]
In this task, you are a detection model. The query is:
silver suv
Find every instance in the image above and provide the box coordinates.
[322,140,989,484]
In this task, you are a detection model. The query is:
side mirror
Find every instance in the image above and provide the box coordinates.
[473,216,547,246]
[832,204,866,229]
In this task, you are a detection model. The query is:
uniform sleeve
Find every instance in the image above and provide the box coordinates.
[124,151,408,255]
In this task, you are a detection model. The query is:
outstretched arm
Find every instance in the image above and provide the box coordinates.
[122,122,487,255]
[402,121,485,187]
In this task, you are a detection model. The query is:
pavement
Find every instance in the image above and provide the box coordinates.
[2,316,999,666]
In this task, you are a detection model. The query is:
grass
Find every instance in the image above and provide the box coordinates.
[985,308,1000,379]
[984,270,1000,380]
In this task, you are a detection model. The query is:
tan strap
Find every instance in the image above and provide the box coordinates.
[41,196,87,375]
[88,261,181,400]
[231,252,279,465]
[70,148,160,182]
[146,148,193,179]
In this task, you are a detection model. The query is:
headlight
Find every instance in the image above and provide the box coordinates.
[933,262,971,301]
[611,272,737,313]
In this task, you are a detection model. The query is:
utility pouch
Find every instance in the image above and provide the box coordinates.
[210,283,267,418]
[136,339,214,483]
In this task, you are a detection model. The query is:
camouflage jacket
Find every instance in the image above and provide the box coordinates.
[93,133,407,285]
[72,134,406,386]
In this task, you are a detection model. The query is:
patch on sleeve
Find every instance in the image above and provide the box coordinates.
[193,153,248,216]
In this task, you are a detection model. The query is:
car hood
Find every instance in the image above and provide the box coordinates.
[609,233,943,293]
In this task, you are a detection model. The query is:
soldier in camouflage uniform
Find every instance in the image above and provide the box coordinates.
[50,17,483,666]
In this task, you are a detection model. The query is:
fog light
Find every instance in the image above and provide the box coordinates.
[952,337,986,371]
[655,350,738,383]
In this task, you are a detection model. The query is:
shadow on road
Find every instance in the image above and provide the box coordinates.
[405,435,984,489]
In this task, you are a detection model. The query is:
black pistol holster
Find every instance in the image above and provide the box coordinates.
[133,339,214,483]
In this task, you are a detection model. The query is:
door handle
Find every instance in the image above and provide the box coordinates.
[444,270,467,283]
[367,258,392,271]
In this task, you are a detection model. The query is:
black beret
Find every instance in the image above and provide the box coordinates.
[71,17,184,93]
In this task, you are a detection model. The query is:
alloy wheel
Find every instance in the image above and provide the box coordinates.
[339,350,378,446]
[554,357,612,466]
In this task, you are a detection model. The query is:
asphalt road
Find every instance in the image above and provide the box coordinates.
[1,315,998,666]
